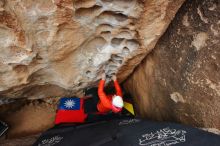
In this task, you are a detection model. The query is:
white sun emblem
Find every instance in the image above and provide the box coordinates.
[64,99,75,108]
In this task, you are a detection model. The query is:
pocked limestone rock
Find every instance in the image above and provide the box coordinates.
[0,0,184,100]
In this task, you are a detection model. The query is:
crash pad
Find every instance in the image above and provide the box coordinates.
[0,121,8,137]
[34,118,220,146]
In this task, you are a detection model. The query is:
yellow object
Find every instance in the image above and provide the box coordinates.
[123,101,135,115]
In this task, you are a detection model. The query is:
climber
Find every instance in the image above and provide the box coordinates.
[54,74,131,124]
[97,73,124,113]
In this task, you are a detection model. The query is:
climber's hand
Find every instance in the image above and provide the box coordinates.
[112,75,117,81]
[101,73,106,80]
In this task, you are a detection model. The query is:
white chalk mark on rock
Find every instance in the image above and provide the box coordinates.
[170,92,185,103]
[182,13,190,27]
[191,32,208,51]
[197,7,208,24]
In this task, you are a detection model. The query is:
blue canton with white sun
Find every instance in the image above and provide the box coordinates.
[59,97,81,110]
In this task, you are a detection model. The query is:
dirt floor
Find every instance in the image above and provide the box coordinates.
[0,97,60,139]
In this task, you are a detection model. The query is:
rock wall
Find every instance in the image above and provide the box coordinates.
[0,97,58,138]
[0,0,184,100]
[124,0,220,129]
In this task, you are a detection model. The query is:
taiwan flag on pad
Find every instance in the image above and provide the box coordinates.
[55,97,87,124]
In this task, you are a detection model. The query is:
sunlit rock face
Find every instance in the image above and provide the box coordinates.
[124,0,220,129]
[0,0,184,100]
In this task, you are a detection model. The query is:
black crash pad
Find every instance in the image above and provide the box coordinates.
[0,121,8,137]
[34,118,220,146]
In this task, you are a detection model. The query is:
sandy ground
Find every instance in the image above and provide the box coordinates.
[0,97,59,139]
[201,128,220,135]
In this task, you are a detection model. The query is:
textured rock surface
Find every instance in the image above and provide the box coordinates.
[0,0,184,100]
[0,97,58,138]
[124,0,220,129]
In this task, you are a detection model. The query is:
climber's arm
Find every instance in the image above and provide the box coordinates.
[98,79,112,108]
[112,75,123,97]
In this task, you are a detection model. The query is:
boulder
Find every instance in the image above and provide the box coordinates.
[0,0,184,100]
[124,0,220,129]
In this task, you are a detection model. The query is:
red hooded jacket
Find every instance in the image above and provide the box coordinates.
[97,79,123,113]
